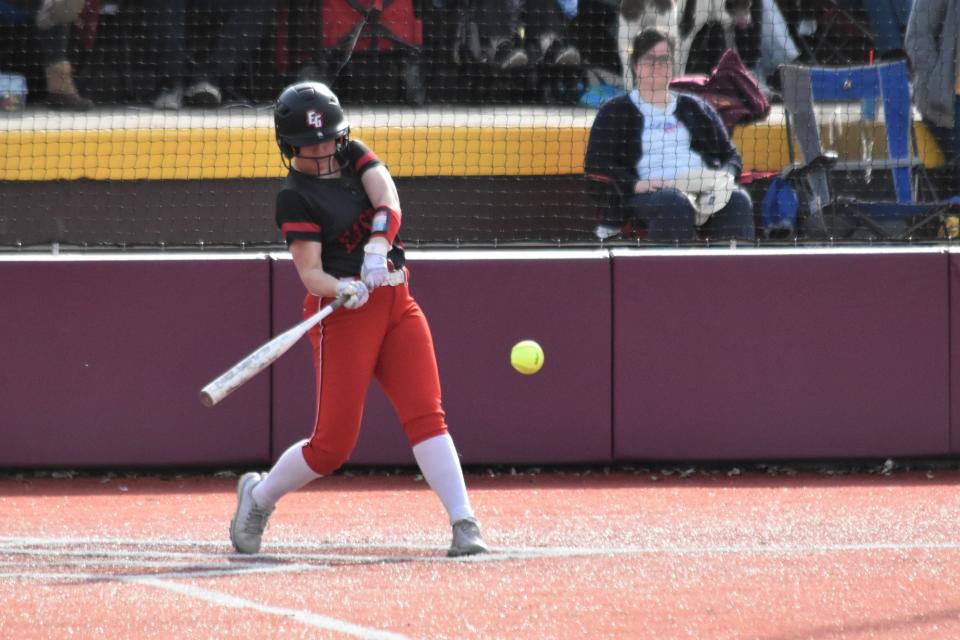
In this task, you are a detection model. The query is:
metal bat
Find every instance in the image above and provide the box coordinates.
[200,296,345,407]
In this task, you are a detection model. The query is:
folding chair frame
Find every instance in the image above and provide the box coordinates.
[779,60,957,240]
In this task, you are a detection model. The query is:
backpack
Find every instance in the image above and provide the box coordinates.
[760,176,799,239]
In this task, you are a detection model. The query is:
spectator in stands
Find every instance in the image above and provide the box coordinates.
[584,28,754,241]
[9,0,93,110]
[525,0,581,66]
[750,0,800,95]
[864,0,912,59]
[567,0,621,85]
[683,0,799,96]
[453,0,580,70]
[905,0,959,185]
[149,1,271,110]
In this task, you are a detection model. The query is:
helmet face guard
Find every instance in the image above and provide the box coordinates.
[274,82,351,174]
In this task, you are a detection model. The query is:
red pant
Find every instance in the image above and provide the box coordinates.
[302,282,448,474]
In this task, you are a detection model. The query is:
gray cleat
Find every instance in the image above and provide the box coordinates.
[447,517,490,557]
[229,472,274,554]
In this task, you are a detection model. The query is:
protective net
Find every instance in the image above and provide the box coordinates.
[0,0,956,248]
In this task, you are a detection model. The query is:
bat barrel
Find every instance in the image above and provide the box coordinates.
[198,296,345,408]
[199,371,242,407]
[199,389,218,407]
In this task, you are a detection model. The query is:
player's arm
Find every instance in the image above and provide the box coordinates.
[277,188,367,306]
[361,164,400,255]
[289,240,337,298]
[289,240,368,308]
[342,139,402,287]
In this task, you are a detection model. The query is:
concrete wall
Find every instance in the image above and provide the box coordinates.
[0,248,955,468]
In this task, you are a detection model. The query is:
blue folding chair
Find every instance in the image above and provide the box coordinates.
[779,60,957,239]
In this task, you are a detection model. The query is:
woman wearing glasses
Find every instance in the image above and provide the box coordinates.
[585,28,755,242]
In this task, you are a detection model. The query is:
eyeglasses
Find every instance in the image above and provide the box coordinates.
[640,54,672,66]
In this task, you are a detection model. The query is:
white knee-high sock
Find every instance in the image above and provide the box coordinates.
[412,433,474,524]
[252,439,321,509]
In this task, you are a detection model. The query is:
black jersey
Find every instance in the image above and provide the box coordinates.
[275,139,405,279]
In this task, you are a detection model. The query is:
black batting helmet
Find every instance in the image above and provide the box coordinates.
[274,81,351,159]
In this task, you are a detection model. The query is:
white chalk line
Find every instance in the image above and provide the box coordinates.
[3,535,960,559]
[133,577,412,640]
[3,535,960,639]
[0,541,407,640]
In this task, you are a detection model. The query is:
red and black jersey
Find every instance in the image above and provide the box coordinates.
[275,139,405,279]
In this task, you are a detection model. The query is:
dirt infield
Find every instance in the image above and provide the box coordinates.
[2,465,960,639]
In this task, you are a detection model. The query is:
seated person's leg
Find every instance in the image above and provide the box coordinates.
[754,0,799,88]
[522,0,580,66]
[924,107,960,194]
[473,0,527,70]
[703,188,755,240]
[625,188,697,241]
[191,0,272,104]
[38,24,93,110]
[151,1,188,109]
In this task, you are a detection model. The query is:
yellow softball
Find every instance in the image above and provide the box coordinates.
[510,340,544,375]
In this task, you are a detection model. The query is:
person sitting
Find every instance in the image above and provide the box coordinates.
[523,0,581,67]
[584,27,754,242]
[451,0,579,71]
[864,0,913,59]
[6,0,93,109]
[147,0,271,110]
[905,0,959,190]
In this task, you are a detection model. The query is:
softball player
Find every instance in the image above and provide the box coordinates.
[230,81,489,557]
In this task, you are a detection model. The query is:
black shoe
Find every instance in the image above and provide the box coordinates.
[45,92,93,111]
[492,41,528,71]
[183,80,222,107]
[544,40,580,66]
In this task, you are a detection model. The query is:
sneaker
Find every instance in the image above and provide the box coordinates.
[492,41,528,71]
[45,92,93,111]
[183,80,222,107]
[153,86,183,110]
[229,472,274,554]
[545,40,581,66]
[447,517,490,557]
[594,223,621,240]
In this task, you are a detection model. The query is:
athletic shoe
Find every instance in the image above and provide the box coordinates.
[153,86,183,110]
[492,41,528,71]
[45,91,93,111]
[229,472,274,554]
[594,223,621,240]
[545,40,581,66]
[447,518,490,557]
[183,80,222,107]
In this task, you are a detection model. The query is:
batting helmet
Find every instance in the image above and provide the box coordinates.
[274,81,351,159]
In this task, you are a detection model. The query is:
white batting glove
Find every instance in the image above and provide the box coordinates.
[361,244,390,289]
[336,279,370,309]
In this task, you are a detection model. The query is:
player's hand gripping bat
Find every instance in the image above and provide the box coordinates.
[200,296,345,407]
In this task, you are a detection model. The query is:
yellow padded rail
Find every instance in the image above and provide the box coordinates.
[0,107,943,181]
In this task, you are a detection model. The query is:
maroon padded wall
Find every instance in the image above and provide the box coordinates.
[0,257,272,467]
[3,249,956,470]
[271,252,614,466]
[612,250,951,461]
[952,252,960,454]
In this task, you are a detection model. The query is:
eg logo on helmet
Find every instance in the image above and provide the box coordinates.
[306,110,323,129]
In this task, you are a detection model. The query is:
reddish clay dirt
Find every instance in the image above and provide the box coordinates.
[2,468,960,639]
